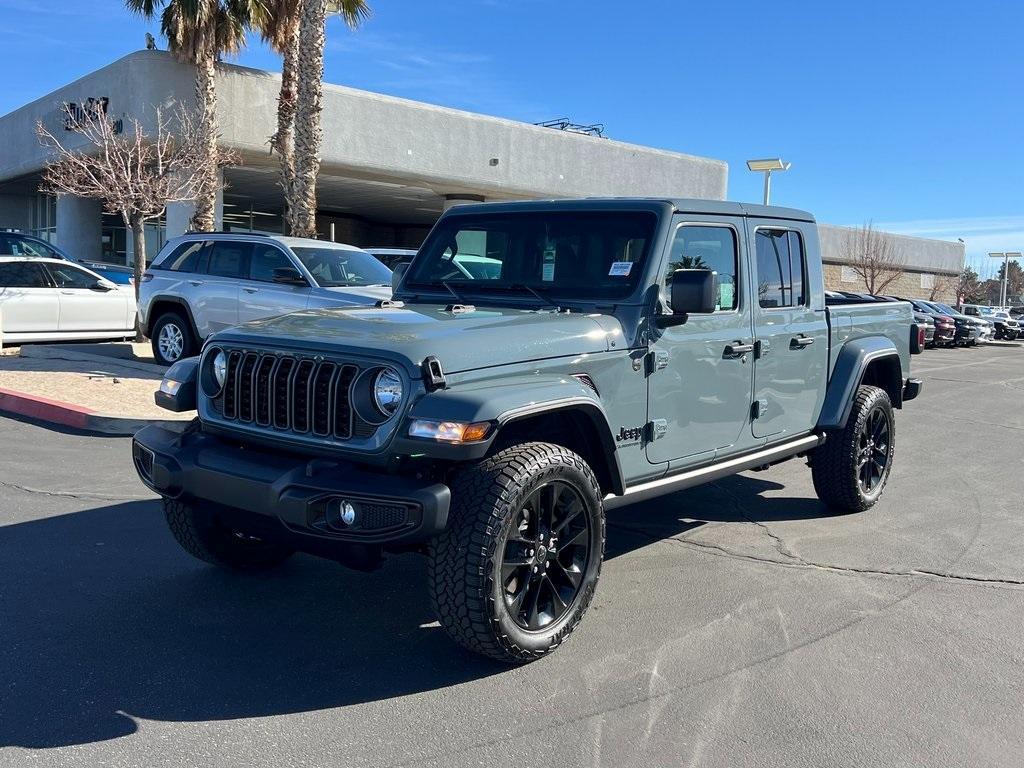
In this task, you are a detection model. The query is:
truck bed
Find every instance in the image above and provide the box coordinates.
[826,299,914,379]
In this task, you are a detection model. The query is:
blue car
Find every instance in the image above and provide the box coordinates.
[0,231,135,286]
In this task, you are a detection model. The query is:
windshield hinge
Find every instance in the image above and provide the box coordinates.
[375,299,404,309]
[444,304,476,314]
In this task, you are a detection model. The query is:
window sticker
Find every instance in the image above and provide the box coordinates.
[608,261,633,277]
[542,243,556,282]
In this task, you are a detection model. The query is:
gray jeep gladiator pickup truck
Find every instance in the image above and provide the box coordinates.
[133,198,924,663]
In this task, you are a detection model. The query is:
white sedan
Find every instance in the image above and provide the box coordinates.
[0,257,136,344]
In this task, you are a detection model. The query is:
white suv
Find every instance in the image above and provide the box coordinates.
[139,234,392,364]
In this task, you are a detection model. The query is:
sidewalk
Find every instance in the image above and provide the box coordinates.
[0,343,191,435]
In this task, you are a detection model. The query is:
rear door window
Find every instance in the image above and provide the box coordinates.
[207,242,252,279]
[0,262,52,287]
[755,229,806,308]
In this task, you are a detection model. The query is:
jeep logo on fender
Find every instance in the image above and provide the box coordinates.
[616,426,644,443]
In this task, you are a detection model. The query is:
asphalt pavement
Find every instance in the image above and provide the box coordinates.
[2,343,1022,767]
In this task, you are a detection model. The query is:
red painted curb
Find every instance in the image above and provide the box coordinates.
[0,386,96,430]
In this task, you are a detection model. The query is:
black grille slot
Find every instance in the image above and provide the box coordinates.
[291,360,316,433]
[237,352,259,422]
[333,365,357,439]
[211,350,374,444]
[272,357,295,429]
[311,362,336,436]
[222,351,242,419]
[254,356,275,426]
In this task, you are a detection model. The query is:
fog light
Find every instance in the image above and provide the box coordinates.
[327,498,358,528]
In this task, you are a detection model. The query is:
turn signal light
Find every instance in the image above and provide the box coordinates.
[408,419,492,443]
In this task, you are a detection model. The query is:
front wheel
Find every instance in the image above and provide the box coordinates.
[811,385,895,513]
[428,442,605,664]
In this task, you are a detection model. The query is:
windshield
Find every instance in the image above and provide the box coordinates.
[291,247,392,288]
[934,302,958,315]
[405,211,658,302]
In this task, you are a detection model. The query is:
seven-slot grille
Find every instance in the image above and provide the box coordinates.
[219,351,359,440]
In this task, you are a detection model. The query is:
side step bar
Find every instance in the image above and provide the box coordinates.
[605,433,823,510]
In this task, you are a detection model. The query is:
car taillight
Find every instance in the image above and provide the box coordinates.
[918,327,926,347]
[141,272,154,283]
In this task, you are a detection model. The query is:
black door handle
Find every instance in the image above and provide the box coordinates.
[790,336,815,348]
[724,342,754,357]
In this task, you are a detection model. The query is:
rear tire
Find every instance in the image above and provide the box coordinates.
[811,385,895,513]
[151,311,196,366]
[164,498,294,570]
[428,442,605,664]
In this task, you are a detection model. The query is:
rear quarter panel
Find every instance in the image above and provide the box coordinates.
[827,302,913,378]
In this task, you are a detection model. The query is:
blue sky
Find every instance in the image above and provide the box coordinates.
[2,0,1021,275]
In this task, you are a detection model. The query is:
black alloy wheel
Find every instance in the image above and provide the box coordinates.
[857,405,891,494]
[500,480,592,632]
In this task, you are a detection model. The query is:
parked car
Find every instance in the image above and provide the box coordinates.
[139,234,393,365]
[961,305,1020,340]
[0,230,135,286]
[135,198,923,663]
[364,247,418,270]
[927,301,991,344]
[0,257,136,344]
[896,298,959,347]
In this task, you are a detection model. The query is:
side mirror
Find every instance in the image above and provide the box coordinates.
[658,269,718,327]
[391,262,409,292]
[272,266,308,286]
[91,279,114,292]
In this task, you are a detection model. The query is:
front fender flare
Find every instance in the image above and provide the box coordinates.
[391,374,625,494]
[818,337,902,430]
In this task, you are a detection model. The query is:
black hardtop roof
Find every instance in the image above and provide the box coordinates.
[440,197,815,223]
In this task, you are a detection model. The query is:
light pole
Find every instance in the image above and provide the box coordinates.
[989,252,1021,308]
[746,158,791,205]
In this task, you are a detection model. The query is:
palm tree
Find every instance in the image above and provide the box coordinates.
[126,0,267,231]
[261,0,368,236]
[284,0,369,237]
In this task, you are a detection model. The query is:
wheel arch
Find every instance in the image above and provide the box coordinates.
[818,338,903,430]
[396,376,626,497]
[146,296,200,341]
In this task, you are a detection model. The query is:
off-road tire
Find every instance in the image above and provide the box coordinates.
[428,442,605,664]
[811,385,895,513]
[164,497,294,570]
[151,311,196,366]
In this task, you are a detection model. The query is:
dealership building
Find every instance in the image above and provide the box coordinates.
[0,51,962,298]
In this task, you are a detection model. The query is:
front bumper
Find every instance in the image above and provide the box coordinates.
[132,424,451,548]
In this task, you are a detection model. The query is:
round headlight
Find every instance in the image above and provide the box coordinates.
[213,350,227,390]
[373,367,403,416]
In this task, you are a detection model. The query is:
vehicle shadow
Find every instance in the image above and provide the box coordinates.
[1,473,837,749]
[604,472,838,558]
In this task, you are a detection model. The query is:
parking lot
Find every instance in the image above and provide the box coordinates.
[2,341,1022,768]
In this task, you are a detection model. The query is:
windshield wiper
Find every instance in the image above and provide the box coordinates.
[441,280,469,305]
[506,283,564,311]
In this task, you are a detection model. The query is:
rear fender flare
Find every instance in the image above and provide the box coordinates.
[818,337,903,430]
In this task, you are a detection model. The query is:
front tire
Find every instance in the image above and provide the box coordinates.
[164,498,294,570]
[811,385,895,513]
[428,442,605,664]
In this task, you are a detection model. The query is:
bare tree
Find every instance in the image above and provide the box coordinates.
[36,104,234,335]
[928,274,954,301]
[843,222,906,295]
